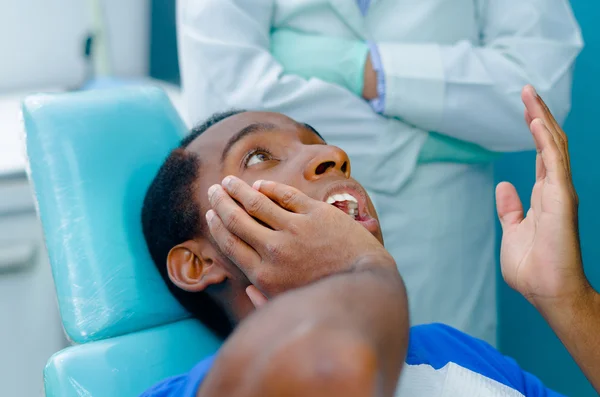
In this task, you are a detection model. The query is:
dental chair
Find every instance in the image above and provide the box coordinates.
[22,87,222,397]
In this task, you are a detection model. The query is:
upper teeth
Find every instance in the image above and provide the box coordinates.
[326,193,358,205]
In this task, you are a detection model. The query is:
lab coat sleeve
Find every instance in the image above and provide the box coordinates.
[176,0,425,185]
[376,0,583,152]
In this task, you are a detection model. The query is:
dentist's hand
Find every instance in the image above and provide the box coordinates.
[496,85,589,313]
[206,177,396,297]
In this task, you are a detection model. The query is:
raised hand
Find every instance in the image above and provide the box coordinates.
[496,85,589,313]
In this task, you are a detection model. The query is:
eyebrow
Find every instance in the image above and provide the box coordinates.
[221,122,277,162]
[220,121,327,163]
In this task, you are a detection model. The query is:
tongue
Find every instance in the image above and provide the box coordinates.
[332,201,351,214]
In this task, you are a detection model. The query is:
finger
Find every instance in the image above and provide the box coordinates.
[496,182,524,229]
[208,184,273,247]
[246,285,268,308]
[528,115,547,182]
[524,109,533,127]
[534,147,546,182]
[522,85,545,121]
[222,176,290,229]
[530,181,544,222]
[536,95,572,175]
[253,180,315,213]
[206,209,261,269]
[522,86,570,174]
[537,93,565,141]
[530,118,568,184]
[522,85,560,131]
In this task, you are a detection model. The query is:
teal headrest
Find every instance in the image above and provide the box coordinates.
[23,87,191,343]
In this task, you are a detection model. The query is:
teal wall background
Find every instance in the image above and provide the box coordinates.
[496,1,599,396]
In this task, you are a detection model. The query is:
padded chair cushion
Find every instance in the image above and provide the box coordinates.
[44,319,221,397]
[23,87,190,343]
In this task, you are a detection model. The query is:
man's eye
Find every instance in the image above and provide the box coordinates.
[245,150,273,167]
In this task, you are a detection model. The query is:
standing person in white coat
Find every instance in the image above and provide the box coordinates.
[176,0,582,345]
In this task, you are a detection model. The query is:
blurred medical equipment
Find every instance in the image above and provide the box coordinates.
[85,0,112,79]
[23,87,220,397]
[0,0,149,93]
[0,92,69,397]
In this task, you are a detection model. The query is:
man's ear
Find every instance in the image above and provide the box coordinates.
[167,240,228,292]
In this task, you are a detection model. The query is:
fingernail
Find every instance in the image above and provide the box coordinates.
[222,176,233,188]
[205,209,215,223]
[252,180,263,190]
[208,184,218,198]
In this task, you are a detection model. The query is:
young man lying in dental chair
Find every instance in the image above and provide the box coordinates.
[140,85,600,396]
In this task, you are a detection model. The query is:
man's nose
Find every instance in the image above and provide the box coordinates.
[303,145,351,180]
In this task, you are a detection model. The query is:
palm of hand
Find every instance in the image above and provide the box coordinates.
[500,172,580,307]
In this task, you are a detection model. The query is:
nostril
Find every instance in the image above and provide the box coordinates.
[315,161,335,175]
[341,161,348,174]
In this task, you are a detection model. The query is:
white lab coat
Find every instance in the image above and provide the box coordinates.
[177,0,583,344]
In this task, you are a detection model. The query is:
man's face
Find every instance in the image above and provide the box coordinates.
[187,111,383,243]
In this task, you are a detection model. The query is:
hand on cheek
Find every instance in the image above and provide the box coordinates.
[207,176,396,297]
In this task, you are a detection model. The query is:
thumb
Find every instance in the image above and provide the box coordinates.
[246,285,269,309]
[496,182,524,230]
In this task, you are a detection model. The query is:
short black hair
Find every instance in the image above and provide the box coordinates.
[142,110,245,339]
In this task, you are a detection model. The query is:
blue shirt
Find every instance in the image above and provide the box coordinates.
[140,323,562,396]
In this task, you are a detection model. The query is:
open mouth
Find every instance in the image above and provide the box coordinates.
[321,183,380,236]
[326,193,359,219]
